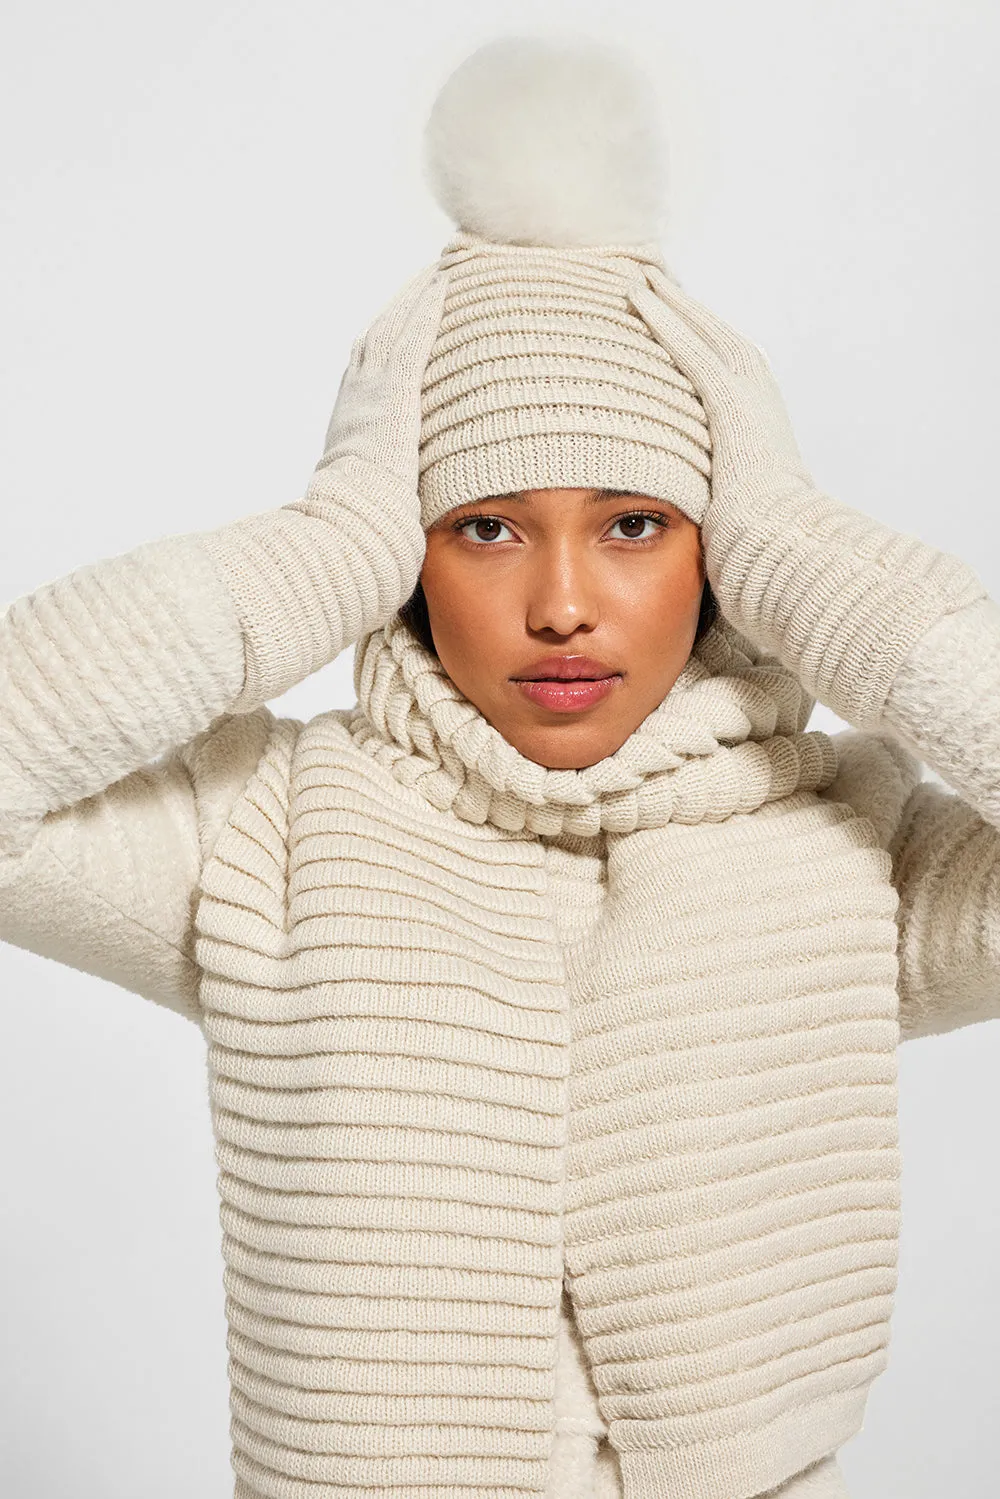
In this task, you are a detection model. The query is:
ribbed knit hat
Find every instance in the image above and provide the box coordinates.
[417,35,713,529]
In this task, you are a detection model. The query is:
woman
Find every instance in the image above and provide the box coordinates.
[1,35,997,1499]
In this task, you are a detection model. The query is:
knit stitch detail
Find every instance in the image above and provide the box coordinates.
[883,595,1000,830]
[0,534,245,868]
[196,709,901,1499]
[347,612,839,836]
[418,234,713,526]
[201,455,425,712]
[704,484,988,729]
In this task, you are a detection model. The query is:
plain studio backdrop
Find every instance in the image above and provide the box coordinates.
[1,2,997,1495]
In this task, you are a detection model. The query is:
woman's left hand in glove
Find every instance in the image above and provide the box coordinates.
[626,264,985,729]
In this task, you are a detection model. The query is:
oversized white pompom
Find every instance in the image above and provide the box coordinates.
[423,34,667,248]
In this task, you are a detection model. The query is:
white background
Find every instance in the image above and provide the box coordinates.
[1,1,998,1495]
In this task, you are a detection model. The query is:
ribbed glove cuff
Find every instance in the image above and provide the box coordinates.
[200,455,424,712]
[705,485,987,728]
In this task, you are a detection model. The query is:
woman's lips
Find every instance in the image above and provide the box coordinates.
[513,675,621,712]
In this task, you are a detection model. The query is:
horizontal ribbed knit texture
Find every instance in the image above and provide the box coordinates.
[201,455,426,712]
[339,630,902,1497]
[704,485,988,729]
[190,699,902,1499]
[3,472,1000,1496]
[540,832,856,1499]
[561,799,900,1497]
[188,606,898,1497]
[196,712,569,1497]
[418,234,712,525]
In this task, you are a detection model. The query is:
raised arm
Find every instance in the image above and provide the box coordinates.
[0,265,447,1021]
[626,266,997,1044]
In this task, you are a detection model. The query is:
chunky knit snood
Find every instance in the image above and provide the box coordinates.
[348,613,839,838]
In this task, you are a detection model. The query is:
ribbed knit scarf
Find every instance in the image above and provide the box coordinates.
[348,613,839,835]
[327,620,903,1497]
[206,617,902,1499]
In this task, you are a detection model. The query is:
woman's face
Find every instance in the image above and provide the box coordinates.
[419,488,706,770]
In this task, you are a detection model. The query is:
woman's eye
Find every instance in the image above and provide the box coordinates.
[607,513,667,541]
[458,516,514,544]
[454,511,668,544]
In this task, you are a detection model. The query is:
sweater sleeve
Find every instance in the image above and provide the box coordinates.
[0,461,424,1021]
[0,702,274,1024]
[874,595,1000,1039]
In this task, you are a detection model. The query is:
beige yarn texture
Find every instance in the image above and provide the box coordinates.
[350,610,837,836]
[417,232,713,526]
[1,483,999,1498]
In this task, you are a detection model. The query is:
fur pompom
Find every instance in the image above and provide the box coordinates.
[423,35,667,248]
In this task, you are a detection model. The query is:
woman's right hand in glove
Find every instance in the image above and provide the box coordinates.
[0,263,446,899]
[313,262,447,492]
[202,263,448,712]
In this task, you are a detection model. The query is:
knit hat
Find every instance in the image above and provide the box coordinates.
[417,36,713,530]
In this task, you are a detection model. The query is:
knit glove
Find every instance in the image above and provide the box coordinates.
[626,265,986,730]
[202,263,448,711]
[312,262,446,491]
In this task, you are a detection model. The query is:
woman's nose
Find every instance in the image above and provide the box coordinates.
[524,543,601,637]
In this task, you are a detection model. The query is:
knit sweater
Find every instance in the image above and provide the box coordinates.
[1,493,997,1499]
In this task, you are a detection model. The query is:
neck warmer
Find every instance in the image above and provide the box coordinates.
[348,614,839,836]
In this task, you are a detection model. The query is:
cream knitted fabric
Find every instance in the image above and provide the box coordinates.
[198,677,899,1499]
[3,502,1000,1497]
[348,610,837,836]
[542,847,855,1499]
[624,267,989,730]
[3,34,999,1499]
[417,233,712,527]
[414,37,713,528]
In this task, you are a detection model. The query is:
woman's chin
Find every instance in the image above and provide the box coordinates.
[494,714,633,771]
